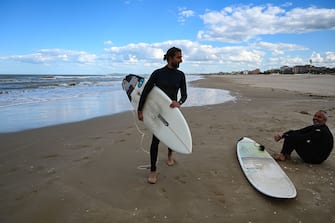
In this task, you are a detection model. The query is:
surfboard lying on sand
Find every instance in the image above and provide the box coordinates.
[237,137,296,198]
[122,74,192,154]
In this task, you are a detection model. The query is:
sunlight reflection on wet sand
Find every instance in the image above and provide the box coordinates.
[0,86,235,133]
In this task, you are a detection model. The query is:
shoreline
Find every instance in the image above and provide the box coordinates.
[0,81,232,133]
[1,74,334,222]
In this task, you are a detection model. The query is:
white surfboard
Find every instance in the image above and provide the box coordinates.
[237,137,296,198]
[122,74,192,154]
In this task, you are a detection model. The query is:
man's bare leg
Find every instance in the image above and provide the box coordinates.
[167,150,174,166]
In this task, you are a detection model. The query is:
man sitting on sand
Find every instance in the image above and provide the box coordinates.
[274,110,334,164]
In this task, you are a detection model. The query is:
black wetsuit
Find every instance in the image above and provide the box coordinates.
[138,65,187,172]
[281,124,334,164]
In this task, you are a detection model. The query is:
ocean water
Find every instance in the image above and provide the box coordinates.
[0,74,235,133]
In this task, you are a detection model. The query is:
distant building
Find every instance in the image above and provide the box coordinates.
[293,65,310,74]
[263,64,334,75]
[280,66,293,74]
[249,69,260,74]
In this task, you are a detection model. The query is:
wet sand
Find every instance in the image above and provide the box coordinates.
[1,74,334,223]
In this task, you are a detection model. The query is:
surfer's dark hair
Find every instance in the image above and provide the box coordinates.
[163,47,181,61]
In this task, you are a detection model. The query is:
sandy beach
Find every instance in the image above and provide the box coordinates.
[1,74,334,223]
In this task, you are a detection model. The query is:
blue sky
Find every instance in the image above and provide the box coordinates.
[1,0,335,74]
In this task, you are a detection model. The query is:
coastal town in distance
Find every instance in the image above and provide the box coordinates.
[212,64,335,75]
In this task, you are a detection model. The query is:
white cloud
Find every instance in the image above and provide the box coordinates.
[178,7,195,24]
[2,49,97,64]
[198,5,335,43]
[268,56,306,68]
[310,52,324,63]
[103,40,266,71]
[104,42,165,62]
[253,41,307,55]
[325,52,335,63]
[104,40,113,45]
[1,40,334,74]
[77,53,97,64]
[311,52,335,64]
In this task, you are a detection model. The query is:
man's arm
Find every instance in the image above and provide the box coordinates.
[275,126,315,142]
[137,74,156,121]
[178,73,187,105]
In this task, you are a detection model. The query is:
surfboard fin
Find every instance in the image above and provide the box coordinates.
[259,145,265,151]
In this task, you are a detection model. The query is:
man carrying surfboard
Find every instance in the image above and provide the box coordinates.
[137,47,188,184]
[274,110,334,164]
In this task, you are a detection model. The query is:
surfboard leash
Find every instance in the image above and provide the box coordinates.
[131,110,160,170]
[133,110,163,170]
[131,110,147,154]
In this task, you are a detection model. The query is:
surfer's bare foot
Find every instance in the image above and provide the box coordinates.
[148,171,157,184]
[274,153,291,161]
[167,151,174,166]
[167,158,175,166]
